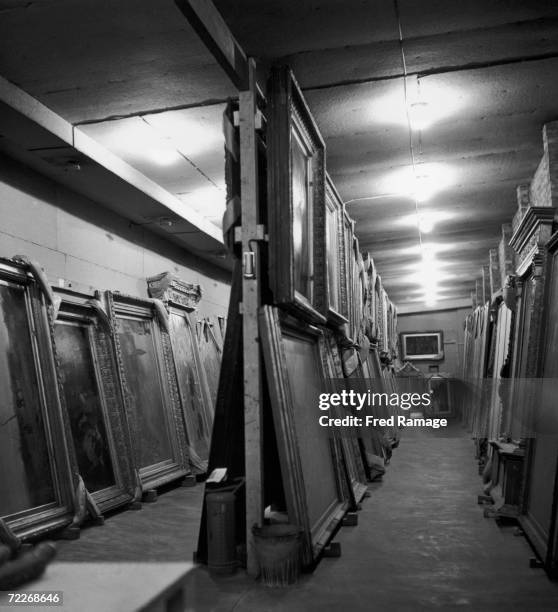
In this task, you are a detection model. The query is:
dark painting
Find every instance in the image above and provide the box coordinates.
[116,317,172,468]
[54,321,115,493]
[291,126,313,301]
[405,334,440,357]
[170,313,210,463]
[0,283,55,517]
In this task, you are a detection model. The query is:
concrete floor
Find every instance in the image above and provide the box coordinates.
[57,422,558,611]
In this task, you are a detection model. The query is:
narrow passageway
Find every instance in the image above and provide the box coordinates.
[187,421,558,612]
[57,422,558,611]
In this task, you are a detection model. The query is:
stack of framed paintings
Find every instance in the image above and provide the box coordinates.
[508,207,558,575]
[195,65,400,572]
[265,65,397,567]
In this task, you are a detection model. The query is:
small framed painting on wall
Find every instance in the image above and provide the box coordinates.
[400,331,444,361]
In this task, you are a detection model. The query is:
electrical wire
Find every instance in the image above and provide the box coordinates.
[343,194,402,205]
[393,0,423,251]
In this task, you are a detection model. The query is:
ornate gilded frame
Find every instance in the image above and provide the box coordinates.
[342,207,355,339]
[268,66,327,324]
[0,258,76,541]
[147,272,213,473]
[259,306,348,568]
[107,292,189,490]
[52,287,137,512]
[509,208,558,569]
[325,174,348,327]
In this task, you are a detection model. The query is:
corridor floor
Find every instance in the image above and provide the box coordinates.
[59,422,558,611]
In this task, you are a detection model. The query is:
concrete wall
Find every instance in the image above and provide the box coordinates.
[397,306,470,377]
[0,154,231,316]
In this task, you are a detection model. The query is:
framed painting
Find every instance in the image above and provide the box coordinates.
[518,231,558,577]
[147,273,213,473]
[0,258,75,540]
[268,66,327,324]
[342,208,355,339]
[196,318,223,414]
[400,331,444,361]
[362,253,377,340]
[322,330,367,509]
[259,306,348,568]
[352,238,365,340]
[107,292,189,490]
[347,351,389,481]
[52,288,137,513]
[325,174,348,327]
[375,276,384,348]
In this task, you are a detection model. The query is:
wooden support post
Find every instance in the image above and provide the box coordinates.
[174,0,265,576]
[240,59,263,577]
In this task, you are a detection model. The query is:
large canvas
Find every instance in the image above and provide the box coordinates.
[0,258,75,539]
[53,288,136,512]
[169,310,212,472]
[107,292,189,490]
[146,272,212,472]
[259,306,348,567]
[268,66,327,324]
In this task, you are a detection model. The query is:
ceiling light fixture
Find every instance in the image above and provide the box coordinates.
[409,100,431,131]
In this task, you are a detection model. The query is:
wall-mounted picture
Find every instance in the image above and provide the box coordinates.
[268,66,327,323]
[400,331,444,361]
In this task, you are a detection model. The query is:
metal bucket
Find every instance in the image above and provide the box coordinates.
[252,524,301,587]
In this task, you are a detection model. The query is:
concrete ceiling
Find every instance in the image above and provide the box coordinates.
[1,0,558,308]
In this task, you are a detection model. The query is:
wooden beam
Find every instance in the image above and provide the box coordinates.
[175,0,249,90]
[239,60,264,577]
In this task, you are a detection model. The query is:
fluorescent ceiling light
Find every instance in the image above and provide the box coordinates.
[144,111,224,158]
[96,119,183,167]
[370,79,465,131]
[408,101,432,131]
[178,185,226,224]
[380,163,455,203]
